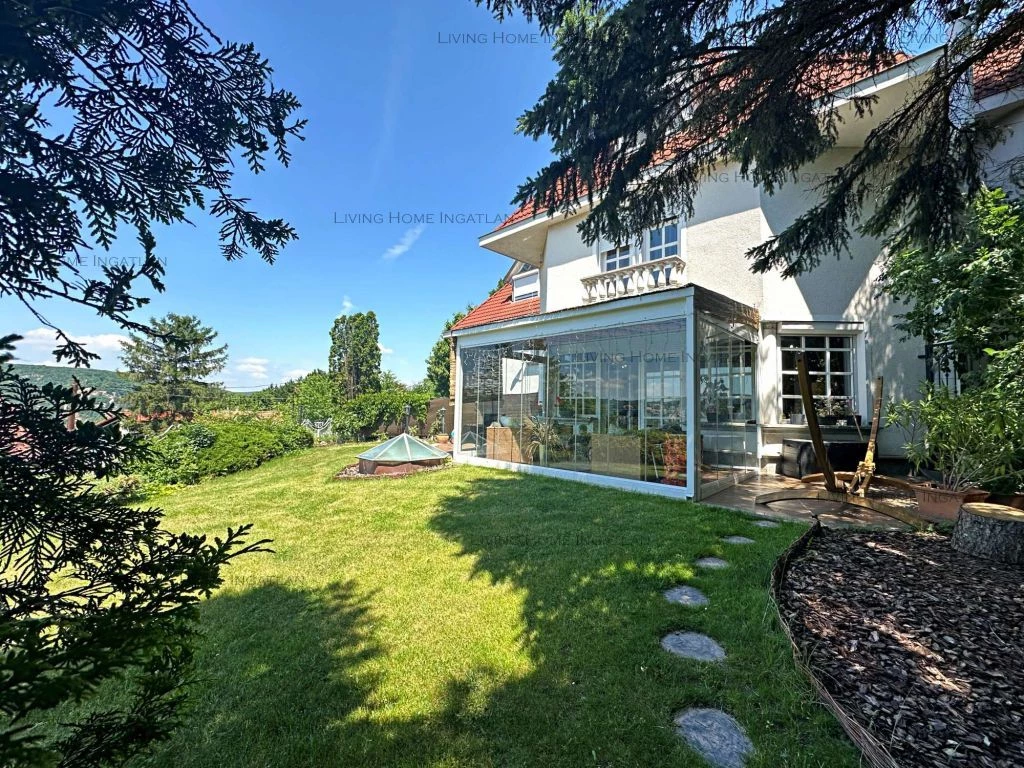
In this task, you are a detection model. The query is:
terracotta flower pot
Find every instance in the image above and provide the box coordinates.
[914,485,990,523]
[987,493,1024,510]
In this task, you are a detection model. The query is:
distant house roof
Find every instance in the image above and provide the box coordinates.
[449,282,540,333]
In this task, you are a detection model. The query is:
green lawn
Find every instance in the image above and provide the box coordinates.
[141,445,857,767]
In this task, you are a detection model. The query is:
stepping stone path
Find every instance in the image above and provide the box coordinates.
[674,708,754,768]
[663,585,709,607]
[753,519,779,528]
[722,535,756,545]
[661,631,726,662]
[695,556,729,569]
[655,543,757,764]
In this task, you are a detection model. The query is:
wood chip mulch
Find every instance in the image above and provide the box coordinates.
[778,528,1024,768]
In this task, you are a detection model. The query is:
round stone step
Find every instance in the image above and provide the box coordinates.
[752,519,779,528]
[695,557,729,569]
[661,631,725,662]
[674,708,754,768]
[663,585,709,607]
[722,535,756,545]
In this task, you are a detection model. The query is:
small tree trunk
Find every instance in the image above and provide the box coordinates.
[951,503,1024,565]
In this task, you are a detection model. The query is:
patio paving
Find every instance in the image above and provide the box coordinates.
[704,475,912,530]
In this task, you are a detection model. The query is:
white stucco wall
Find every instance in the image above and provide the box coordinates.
[540,212,597,313]
[756,148,925,456]
[685,165,763,309]
[540,162,763,313]
[983,102,1024,192]
[499,98,1024,465]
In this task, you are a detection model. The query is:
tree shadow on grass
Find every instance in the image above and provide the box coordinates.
[144,580,497,768]
[143,472,856,767]
[423,472,860,767]
[146,580,381,767]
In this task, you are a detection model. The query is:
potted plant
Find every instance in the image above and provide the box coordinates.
[701,376,728,423]
[815,398,854,426]
[524,416,564,464]
[887,387,1022,522]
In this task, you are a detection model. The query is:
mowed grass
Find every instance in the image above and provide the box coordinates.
[138,445,857,768]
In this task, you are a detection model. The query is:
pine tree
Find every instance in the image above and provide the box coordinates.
[121,314,229,416]
[329,312,382,399]
[1,1,301,764]
[477,0,1023,275]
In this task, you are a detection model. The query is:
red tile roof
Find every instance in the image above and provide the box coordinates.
[450,282,540,332]
[976,44,1024,99]
[492,49,1022,233]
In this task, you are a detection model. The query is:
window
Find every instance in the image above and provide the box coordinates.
[602,244,632,272]
[558,353,599,418]
[780,335,856,419]
[599,220,682,274]
[647,221,680,260]
[643,353,683,427]
[512,269,539,301]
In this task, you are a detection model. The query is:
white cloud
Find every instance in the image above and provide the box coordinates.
[381,224,425,261]
[11,327,130,368]
[378,342,394,355]
[235,356,270,381]
[282,368,310,381]
[337,295,355,317]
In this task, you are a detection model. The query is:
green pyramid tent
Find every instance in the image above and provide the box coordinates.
[356,433,449,474]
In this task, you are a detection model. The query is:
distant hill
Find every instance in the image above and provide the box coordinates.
[10,364,137,403]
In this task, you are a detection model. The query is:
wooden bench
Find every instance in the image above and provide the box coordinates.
[953,503,1024,565]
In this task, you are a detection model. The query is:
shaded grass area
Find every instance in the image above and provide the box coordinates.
[138,445,858,767]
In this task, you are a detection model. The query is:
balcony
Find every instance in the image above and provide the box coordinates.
[581,256,686,304]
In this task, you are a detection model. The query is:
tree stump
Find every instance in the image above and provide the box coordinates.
[952,503,1024,565]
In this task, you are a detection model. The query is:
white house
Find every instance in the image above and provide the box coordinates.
[449,45,1024,501]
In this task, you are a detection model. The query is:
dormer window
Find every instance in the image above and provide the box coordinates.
[512,268,539,301]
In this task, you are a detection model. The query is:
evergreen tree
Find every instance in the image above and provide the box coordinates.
[424,310,468,398]
[477,0,1022,276]
[329,312,382,399]
[0,1,301,764]
[121,314,229,416]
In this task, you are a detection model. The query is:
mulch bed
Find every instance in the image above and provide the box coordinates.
[777,528,1024,768]
[333,463,451,481]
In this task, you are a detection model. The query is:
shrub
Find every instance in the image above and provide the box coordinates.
[131,417,312,487]
[339,389,431,441]
[887,386,1024,492]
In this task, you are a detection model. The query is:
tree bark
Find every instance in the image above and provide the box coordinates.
[952,503,1024,565]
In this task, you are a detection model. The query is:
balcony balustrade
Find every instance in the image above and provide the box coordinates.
[581,256,686,304]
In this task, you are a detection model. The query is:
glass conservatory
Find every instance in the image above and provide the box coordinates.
[455,287,760,499]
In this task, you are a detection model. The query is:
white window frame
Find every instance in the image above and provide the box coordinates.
[645,219,681,261]
[511,269,539,301]
[778,332,859,420]
[601,244,634,272]
[597,216,684,273]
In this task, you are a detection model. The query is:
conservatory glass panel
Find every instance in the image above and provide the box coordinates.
[459,318,688,488]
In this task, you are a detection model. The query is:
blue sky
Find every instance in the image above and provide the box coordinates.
[6,0,557,387]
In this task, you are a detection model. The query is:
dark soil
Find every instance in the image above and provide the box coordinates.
[779,528,1024,768]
